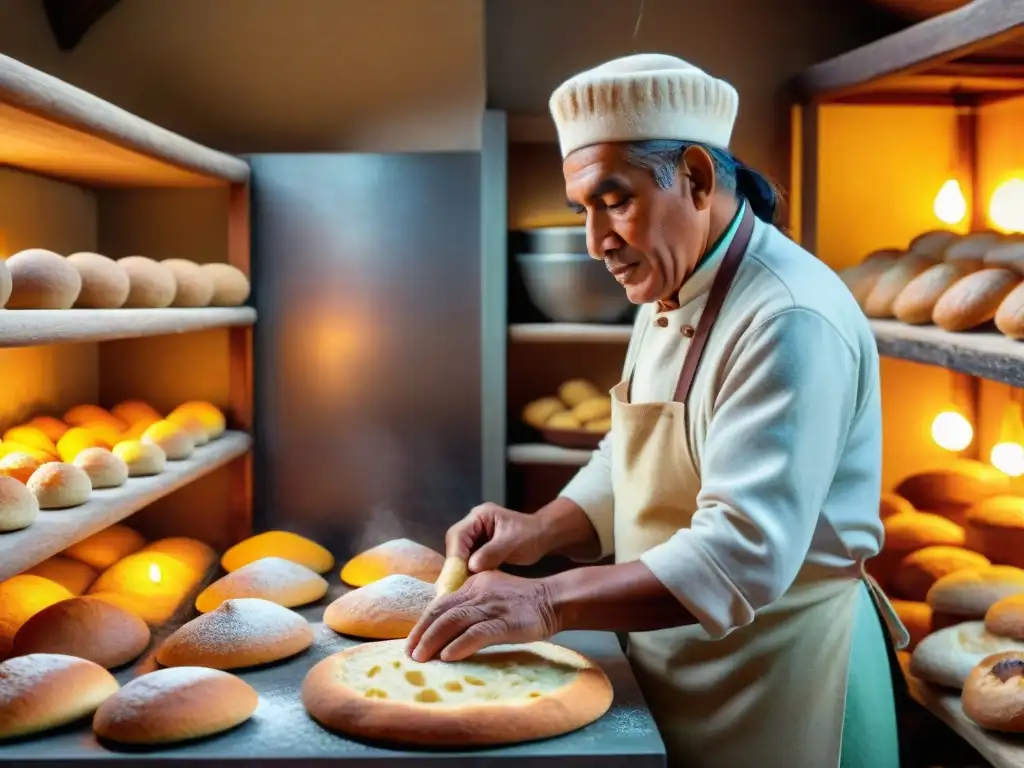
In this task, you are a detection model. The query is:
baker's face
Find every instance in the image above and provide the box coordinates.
[563,143,715,305]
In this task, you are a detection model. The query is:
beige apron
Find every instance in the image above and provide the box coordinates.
[612,206,908,768]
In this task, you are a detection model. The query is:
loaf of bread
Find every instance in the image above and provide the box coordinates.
[880,492,914,519]
[118,256,177,308]
[3,425,58,456]
[27,462,91,509]
[0,575,73,659]
[72,447,128,489]
[324,574,436,639]
[26,416,68,443]
[63,405,126,432]
[195,556,328,613]
[995,280,1024,339]
[863,253,937,318]
[66,252,131,309]
[340,538,445,587]
[985,594,1024,639]
[893,546,991,602]
[909,622,1024,689]
[141,537,217,577]
[962,651,1024,732]
[141,420,194,460]
[62,524,147,570]
[221,530,335,574]
[909,230,959,258]
[892,262,979,324]
[885,511,966,551]
[932,267,1020,331]
[12,596,150,668]
[838,250,901,306]
[111,400,163,426]
[201,263,251,307]
[895,460,1010,526]
[56,427,109,463]
[983,242,1024,274]
[943,231,1002,263]
[112,439,166,476]
[302,639,614,747]
[926,565,1024,630]
[5,249,82,309]
[161,259,214,308]
[165,409,208,446]
[0,654,119,740]
[965,495,1024,568]
[168,401,226,441]
[88,551,199,625]
[557,379,602,408]
[522,397,566,429]
[571,397,611,423]
[0,474,38,532]
[157,598,313,669]
[25,556,98,595]
[890,599,931,651]
[93,667,259,745]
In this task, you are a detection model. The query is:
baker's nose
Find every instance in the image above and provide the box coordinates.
[586,217,621,261]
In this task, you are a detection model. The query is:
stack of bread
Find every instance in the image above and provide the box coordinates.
[838,229,1024,338]
[522,378,612,436]
[0,249,249,310]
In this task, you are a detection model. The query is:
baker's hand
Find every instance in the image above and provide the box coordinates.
[406,570,559,662]
[446,502,547,573]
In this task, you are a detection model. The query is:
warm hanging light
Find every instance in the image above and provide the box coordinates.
[991,388,1024,476]
[932,372,975,452]
[934,178,968,226]
[989,178,1024,234]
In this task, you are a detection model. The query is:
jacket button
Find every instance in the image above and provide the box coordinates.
[681,325,695,337]
[655,317,668,328]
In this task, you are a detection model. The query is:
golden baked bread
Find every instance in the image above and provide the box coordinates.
[5,248,82,309]
[93,667,258,745]
[0,474,38,532]
[944,231,1002,262]
[3,425,58,456]
[0,451,43,484]
[995,281,1024,339]
[909,622,1024,689]
[0,575,73,658]
[838,249,901,306]
[195,556,328,613]
[112,439,166,476]
[142,537,217,577]
[202,263,251,307]
[66,252,131,309]
[892,262,979,325]
[880,492,914,519]
[88,552,198,626]
[63,405,126,432]
[557,379,601,408]
[118,255,176,308]
[25,556,98,595]
[161,259,214,308]
[324,574,436,639]
[895,460,1010,526]
[570,396,611,423]
[962,651,1024,732]
[26,416,68,443]
[302,639,614,747]
[56,427,110,463]
[168,401,226,441]
[157,598,313,670]
[0,654,119,740]
[63,524,147,570]
[12,596,150,669]
[584,417,612,433]
[72,447,128,489]
[863,253,937,318]
[165,410,209,447]
[893,546,991,602]
[909,230,958,258]
[965,495,1024,568]
[120,418,157,442]
[985,594,1024,640]
[110,400,162,426]
[221,530,334,574]
[926,565,1024,629]
[522,397,566,429]
[932,267,1020,332]
[0,441,55,465]
[27,462,92,509]
[884,511,966,551]
[547,411,581,429]
[80,421,123,449]
[890,599,931,651]
[340,538,444,587]
[983,242,1024,274]
[142,420,194,460]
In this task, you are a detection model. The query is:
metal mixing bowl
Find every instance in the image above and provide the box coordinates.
[515,252,631,323]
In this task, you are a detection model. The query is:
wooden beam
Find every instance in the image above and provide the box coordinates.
[42,0,123,52]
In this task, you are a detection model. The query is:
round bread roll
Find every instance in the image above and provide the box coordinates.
[340,538,444,587]
[66,252,130,309]
[141,537,217,577]
[88,552,198,625]
[165,409,208,447]
[72,447,128,489]
[27,462,91,509]
[141,420,194,460]
[93,667,258,745]
[944,231,1001,262]
[571,396,611,423]
[838,251,901,306]
[169,401,226,441]
[3,425,58,456]
[56,426,110,463]
[25,556,97,595]
[5,248,82,309]
[0,474,39,532]
[895,460,1010,526]
[894,546,991,602]
[201,263,250,306]
[927,565,1024,629]
[119,417,157,442]
[547,411,581,429]
[880,492,914,519]
[892,261,980,325]
[965,495,1024,568]
[863,253,937,318]
[0,575,73,658]
[12,596,150,668]
[110,400,162,426]
[112,439,166,476]
[161,258,214,308]
[962,651,1024,732]
[909,621,1024,689]
[324,574,436,639]
[0,255,10,308]
[62,524,147,571]
[885,511,966,551]
[0,451,43,484]
[995,280,1024,339]
[0,654,119,740]
[584,416,611,433]
[984,241,1024,273]
[63,405,126,432]
[890,599,931,651]
[302,639,614,747]
[221,530,334,574]
[986,593,1024,639]
[26,416,68,443]
[157,598,313,669]
[557,379,601,408]
[522,397,566,429]
[932,267,1020,332]
[118,256,176,308]
[195,556,328,613]
[909,230,959,258]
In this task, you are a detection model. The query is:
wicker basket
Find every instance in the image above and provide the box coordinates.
[867,0,969,21]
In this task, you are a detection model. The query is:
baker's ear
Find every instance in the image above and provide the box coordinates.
[681,145,716,211]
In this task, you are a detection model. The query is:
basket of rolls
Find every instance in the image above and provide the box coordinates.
[521,379,611,450]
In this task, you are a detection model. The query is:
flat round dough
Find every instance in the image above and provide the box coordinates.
[195,556,328,613]
[340,538,444,587]
[221,530,334,574]
[302,639,614,747]
[962,651,1024,732]
[324,575,436,639]
[157,598,313,669]
[909,621,1024,689]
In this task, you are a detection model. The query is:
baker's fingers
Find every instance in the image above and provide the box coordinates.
[409,603,486,664]
[440,620,506,662]
[405,595,452,656]
[444,508,492,560]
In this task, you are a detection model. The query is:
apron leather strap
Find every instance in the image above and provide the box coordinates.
[673,204,755,403]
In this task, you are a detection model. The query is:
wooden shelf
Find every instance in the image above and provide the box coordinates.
[508,443,592,467]
[0,307,256,348]
[0,431,251,582]
[510,323,632,343]
[0,53,249,187]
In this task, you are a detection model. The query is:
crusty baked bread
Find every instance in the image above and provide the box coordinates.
[141,420,194,461]
[340,538,445,587]
[324,575,436,639]
[221,530,334,574]
[112,440,166,476]
[983,242,1024,274]
[62,524,147,570]
[141,537,217,577]
[0,474,38,532]
[195,556,328,613]
[880,492,914,519]
[26,416,68,443]
[12,596,150,668]
[72,447,128,489]
[557,379,602,408]
[839,255,901,307]
[995,281,1024,339]
[92,666,258,745]
[962,651,1024,732]
[25,556,98,595]
[66,252,130,309]
[522,397,566,429]
[943,231,1002,263]
[0,654,119,740]
[63,405,126,432]
[863,253,938,318]
[985,594,1024,640]
[111,400,162,426]
[0,575,73,659]
[909,622,1024,689]
[302,639,614,747]
[909,230,959,258]
[965,495,1024,568]
[56,427,110,464]
[932,267,1020,331]
[893,262,980,324]
[885,511,966,551]
[168,402,226,441]
[893,546,991,602]
[157,598,313,669]
[27,462,91,509]
[926,565,1024,630]
[895,460,1010,526]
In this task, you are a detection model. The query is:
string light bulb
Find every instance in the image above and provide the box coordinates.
[933,179,968,226]
[989,178,1024,234]
[991,389,1024,477]
[931,410,973,451]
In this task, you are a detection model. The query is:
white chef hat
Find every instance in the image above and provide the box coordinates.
[548,53,739,159]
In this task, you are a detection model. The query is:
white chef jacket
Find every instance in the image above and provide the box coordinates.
[560,212,885,639]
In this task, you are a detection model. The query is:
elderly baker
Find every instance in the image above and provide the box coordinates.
[407,53,908,767]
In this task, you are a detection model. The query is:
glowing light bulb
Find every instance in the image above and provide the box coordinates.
[934,179,968,226]
[991,442,1024,477]
[148,562,162,583]
[931,410,973,451]
[989,179,1024,234]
